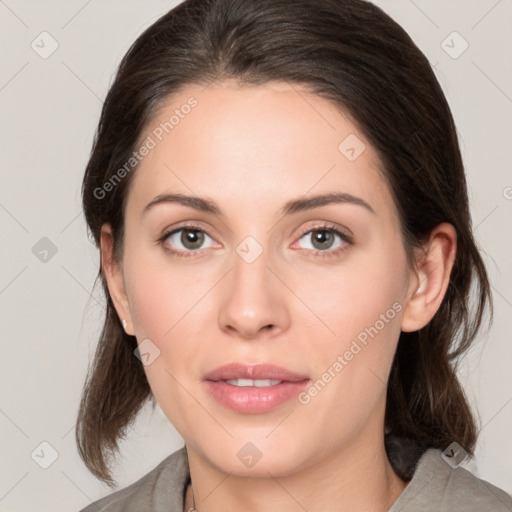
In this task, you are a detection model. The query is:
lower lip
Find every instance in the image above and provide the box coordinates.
[203,380,310,414]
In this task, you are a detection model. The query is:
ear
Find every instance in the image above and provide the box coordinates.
[401,223,457,333]
[100,223,135,336]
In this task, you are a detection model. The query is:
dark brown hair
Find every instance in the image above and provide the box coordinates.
[77,0,492,486]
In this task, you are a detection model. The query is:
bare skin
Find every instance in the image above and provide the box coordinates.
[101,79,457,512]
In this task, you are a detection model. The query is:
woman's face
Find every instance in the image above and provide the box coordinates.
[108,80,417,476]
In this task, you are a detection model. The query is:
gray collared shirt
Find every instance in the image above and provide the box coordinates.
[79,445,512,511]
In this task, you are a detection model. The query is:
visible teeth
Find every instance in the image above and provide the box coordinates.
[224,378,282,387]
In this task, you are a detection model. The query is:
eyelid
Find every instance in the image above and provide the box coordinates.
[294,220,353,241]
[158,220,218,240]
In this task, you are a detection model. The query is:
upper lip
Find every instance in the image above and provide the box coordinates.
[203,363,309,382]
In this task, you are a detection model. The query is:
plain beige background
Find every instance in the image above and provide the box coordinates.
[0,1,511,510]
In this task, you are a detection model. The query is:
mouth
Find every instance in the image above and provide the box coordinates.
[202,363,310,414]
[218,378,284,387]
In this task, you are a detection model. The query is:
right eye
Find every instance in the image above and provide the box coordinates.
[158,225,217,258]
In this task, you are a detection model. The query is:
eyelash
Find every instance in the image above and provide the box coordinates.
[156,222,353,259]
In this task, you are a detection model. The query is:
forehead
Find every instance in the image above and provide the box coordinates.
[125,80,394,222]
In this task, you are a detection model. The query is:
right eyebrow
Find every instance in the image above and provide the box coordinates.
[142,193,220,217]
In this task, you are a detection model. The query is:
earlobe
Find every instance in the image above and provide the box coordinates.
[400,223,457,333]
[100,224,135,335]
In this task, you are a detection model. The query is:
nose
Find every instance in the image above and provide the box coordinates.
[218,242,290,340]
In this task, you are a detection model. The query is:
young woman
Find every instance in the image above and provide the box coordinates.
[76,0,512,510]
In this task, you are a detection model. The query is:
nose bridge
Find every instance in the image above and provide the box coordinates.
[217,234,289,338]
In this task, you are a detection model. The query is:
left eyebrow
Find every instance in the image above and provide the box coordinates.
[280,192,376,216]
[141,191,376,218]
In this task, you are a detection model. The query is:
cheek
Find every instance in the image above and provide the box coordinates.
[124,244,206,340]
[296,286,403,438]
[295,243,407,414]
[122,247,212,378]
[299,242,408,348]
[128,272,177,341]
[123,259,202,426]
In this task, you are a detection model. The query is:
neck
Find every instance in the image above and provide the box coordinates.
[183,432,408,512]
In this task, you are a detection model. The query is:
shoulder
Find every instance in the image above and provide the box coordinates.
[78,446,190,512]
[390,447,512,512]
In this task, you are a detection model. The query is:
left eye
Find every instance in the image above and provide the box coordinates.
[296,227,349,252]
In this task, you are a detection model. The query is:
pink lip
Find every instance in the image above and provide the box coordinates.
[203,363,309,382]
[202,363,310,414]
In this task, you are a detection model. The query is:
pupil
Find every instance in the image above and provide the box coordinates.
[313,230,333,250]
[182,229,204,249]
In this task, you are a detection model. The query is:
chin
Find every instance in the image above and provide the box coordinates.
[195,439,310,478]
